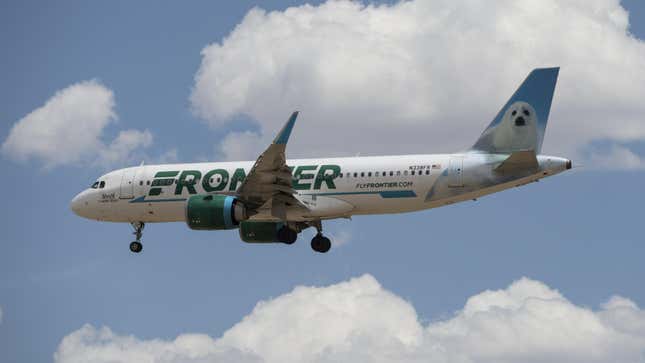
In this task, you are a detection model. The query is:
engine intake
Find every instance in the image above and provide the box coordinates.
[185,194,246,230]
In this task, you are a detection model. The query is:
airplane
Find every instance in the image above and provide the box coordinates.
[71,67,571,254]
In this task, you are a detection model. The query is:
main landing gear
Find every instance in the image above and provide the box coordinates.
[280,220,332,253]
[310,220,331,253]
[129,222,144,253]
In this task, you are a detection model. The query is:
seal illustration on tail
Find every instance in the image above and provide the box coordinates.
[491,101,538,151]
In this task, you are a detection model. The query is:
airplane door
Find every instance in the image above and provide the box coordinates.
[448,157,464,187]
[119,167,137,199]
[134,166,148,197]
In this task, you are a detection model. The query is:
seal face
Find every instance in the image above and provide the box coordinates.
[492,101,538,151]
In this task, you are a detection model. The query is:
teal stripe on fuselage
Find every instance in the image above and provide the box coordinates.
[129,196,187,203]
[129,190,417,204]
[379,190,417,198]
[303,190,417,198]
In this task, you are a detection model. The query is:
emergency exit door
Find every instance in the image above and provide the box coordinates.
[119,168,137,199]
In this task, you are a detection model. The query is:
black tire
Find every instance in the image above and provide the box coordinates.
[278,226,298,245]
[318,236,331,253]
[129,241,143,253]
[311,234,331,253]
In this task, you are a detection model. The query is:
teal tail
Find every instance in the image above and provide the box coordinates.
[472,67,559,154]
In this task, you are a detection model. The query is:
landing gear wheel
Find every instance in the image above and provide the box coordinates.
[310,234,331,253]
[277,226,298,245]
[129,241,143,253]
[129,222,145,253]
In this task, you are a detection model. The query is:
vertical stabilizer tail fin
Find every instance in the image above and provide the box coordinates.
[472,67,559,154]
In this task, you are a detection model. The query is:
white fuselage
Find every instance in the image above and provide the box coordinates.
[70,152,570,224]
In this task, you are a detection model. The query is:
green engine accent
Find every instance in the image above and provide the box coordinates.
[185,194,238,230]
[238,221,285,243]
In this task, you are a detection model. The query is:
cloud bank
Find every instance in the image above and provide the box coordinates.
[2,80,153,168]
[55,275,645,363]
[191,0,645,165]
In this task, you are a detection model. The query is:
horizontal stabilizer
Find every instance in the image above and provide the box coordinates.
[495,150,538,174]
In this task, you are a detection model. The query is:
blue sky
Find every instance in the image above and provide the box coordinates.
[2,1,645,362]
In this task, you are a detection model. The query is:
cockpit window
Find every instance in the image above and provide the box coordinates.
[91,182,99,189]
[99,181,106,188]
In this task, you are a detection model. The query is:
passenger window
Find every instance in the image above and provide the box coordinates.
[360,172,364,177]
[425,170,430,175]
[396,171,401,176]
[411,170,415,175]
[389,171,393,176]
[99,181,105,188]
[146,180,150,185]
[139,181,143,186]
[375,172,380,177]
[354,172,358,177]
[368,172,372,177]
[404,170,408,176]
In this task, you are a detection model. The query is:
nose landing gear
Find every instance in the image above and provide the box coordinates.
[129,222,144,253]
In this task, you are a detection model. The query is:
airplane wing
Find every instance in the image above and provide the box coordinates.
[235,111,308,220]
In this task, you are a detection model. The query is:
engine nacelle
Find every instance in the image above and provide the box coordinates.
[239,221,286,243]
[185,194,246,230]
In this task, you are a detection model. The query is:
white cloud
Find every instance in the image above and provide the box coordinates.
[96,129,153,167]
[55,325,261,363]
[2,80,153,169]
[587,145,645,170]
[328,229,352,248]
[217,130,265,161]
[55,275,645,363]
[154,148,180,164]
[191,0,645,167]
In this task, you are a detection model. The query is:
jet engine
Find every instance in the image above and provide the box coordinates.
[185,194,246,230]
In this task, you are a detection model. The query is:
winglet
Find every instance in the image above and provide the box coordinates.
[273,111,299,145]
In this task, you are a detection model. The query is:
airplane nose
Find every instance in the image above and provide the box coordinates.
[70,193,84,216]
